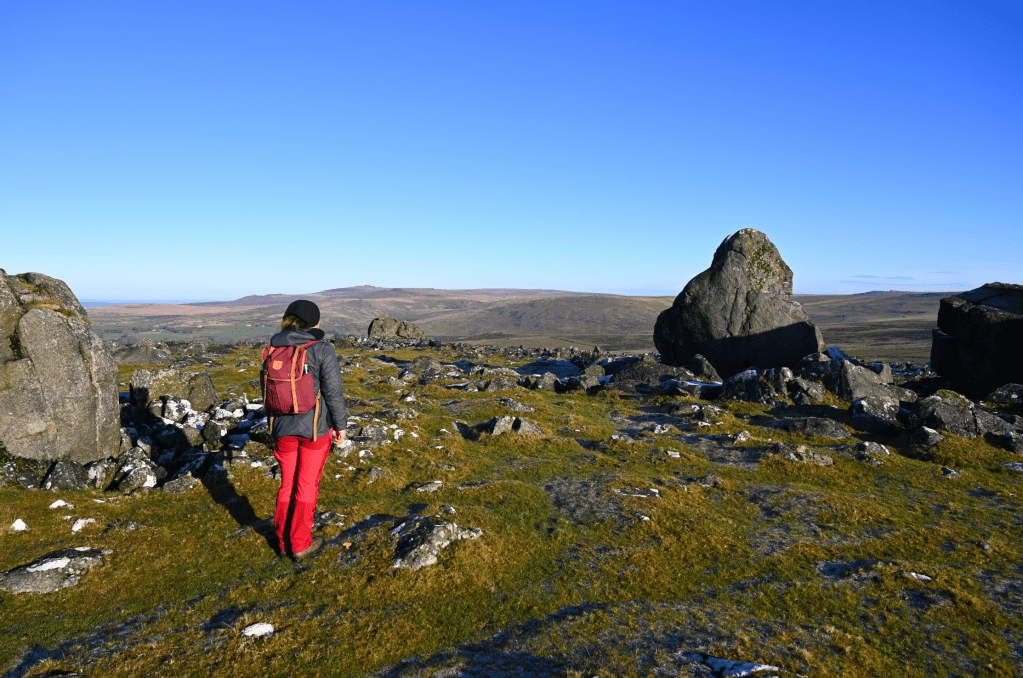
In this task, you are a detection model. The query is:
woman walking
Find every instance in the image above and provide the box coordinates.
[263,300,348,559]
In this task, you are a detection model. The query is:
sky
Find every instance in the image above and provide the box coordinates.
[1,1,1020,301]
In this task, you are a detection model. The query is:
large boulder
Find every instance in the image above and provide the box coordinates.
[654,229,824,378]
[0,271,120,464]
[129,368,217,413]
[931,283,1023,395]
[367,316,426,342]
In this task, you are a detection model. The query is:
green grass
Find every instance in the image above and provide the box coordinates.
[3,344,1023,677]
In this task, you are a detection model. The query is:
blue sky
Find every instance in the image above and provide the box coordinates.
[1,1,1020,301]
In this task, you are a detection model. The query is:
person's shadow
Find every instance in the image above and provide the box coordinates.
[199,462,280,554]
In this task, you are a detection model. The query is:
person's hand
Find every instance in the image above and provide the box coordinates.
[332,429,347,445]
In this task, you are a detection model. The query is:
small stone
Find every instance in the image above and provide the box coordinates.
[941,467,962,479]
[11,519,28,532]
[48,499,73,509]
[440,504,456,515]
[71,518,96,533]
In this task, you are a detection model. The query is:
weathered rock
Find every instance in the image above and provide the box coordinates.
[836,361,889,401]
[788,377,826,403]
[161,471,199,494]
[367,316,426,342]
[719,369,777,403]
[851,396,901,434]
[525,372,561,392]
[351,424,391,448]
[0,547,112,594]
[931,283,1023,394]
[129,368,217,414]
[41,460,90,491]
[777,417,850,440]
[910,426,945,446]
[985,383,1023,405]
[161,395,192,423]
[564,374,604,395]
[683,354,722,382]
[467,416,542,439]
[764,442,833,466]
[0,271,119,464]
[111,339,173,365]
[914,393,976,438]
[390,515,482,570]
[495,398,534,412]
[654,229,825,377]
[84,457,118,489]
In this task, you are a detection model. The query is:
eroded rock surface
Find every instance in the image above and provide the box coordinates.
[654,229,824,377]
[0,271,119,463]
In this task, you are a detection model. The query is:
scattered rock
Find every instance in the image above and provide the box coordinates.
[129,368,217,414]
[241,622,274,638]
[466,416,542,440]
[41,460,91,491]
[765,442,833,466]
[0,547,112,594]
[776,417,850,440]
[985,383,1023,405]
[390,515,482,570]
[910,426,945,447]
[111,339,173,365]
[407,480,444,493]
[914,394,976,438]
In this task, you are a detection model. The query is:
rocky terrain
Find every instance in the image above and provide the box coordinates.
[3,325,1023,676]
[3,243,1021,677]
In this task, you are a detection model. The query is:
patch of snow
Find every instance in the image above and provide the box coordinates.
[1003,462,1023,472]
[27,557,71,572]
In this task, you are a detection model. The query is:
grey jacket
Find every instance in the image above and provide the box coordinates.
[265,330,348,440]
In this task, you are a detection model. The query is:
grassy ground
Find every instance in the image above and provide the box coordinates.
[2,344,1021,677]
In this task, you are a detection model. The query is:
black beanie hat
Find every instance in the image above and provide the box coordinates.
[284,300,320,329]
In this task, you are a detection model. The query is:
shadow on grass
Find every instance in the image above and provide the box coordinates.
[200,468,279,555]
[372,602,607,678]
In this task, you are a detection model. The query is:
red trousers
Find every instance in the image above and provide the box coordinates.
[273,433,331,555]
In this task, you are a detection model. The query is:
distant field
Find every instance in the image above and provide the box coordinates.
[86,286,951,363]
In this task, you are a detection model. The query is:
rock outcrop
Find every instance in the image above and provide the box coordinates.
[111,339,173,365]
[367,316,426,342]
[0,271,120,463]
[654,229,824,378]
[931,283,1023,395]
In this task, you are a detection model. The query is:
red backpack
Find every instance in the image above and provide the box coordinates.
[260,340,322,439]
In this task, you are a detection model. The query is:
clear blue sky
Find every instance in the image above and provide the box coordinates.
[2,0,1020,301]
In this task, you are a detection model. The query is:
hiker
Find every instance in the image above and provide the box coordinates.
[262,300,348,559]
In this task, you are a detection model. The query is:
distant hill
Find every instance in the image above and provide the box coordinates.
[187,286,593,307]
[88,287,956,361]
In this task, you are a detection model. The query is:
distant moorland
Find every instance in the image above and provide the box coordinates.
[86,286,950,363]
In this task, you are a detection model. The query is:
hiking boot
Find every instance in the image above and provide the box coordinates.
[292,536,324,560]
